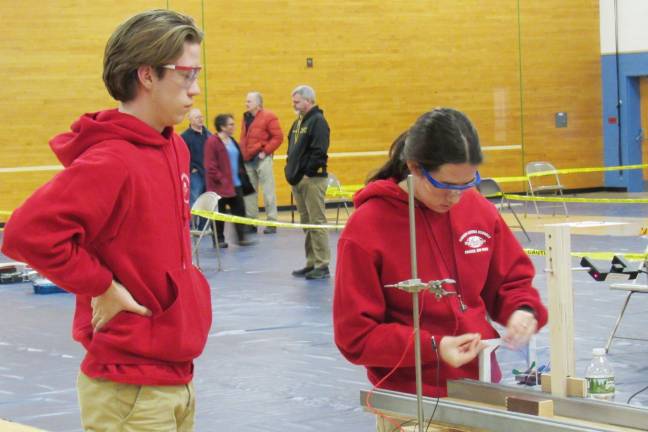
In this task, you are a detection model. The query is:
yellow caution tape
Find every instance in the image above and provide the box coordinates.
[191,210,647,260]
[504,194,648,204]
[326,188,356,198]
[527,163,648,178]
[192,209,345,230]
[488,164,648,183]
[524,249,647,261]
[492,176,529,183]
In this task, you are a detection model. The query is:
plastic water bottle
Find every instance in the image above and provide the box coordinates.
[585,348,615,400]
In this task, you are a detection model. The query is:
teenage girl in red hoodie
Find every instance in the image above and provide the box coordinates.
[333,108,547,406]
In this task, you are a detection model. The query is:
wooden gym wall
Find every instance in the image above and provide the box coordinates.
[0,0,602,219]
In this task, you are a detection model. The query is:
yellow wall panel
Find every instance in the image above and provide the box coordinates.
[0,1,165,217]
[0,0,604,217]
[518,1,603,190]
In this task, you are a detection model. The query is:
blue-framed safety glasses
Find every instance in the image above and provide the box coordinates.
[421,168,481,191]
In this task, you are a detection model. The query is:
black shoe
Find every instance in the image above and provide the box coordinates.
[237,238,257,246]
[263,226,277,234]
[292,266,314,277]
[217,241,228,249]
[245,226,258,234]
[305,266,330,280]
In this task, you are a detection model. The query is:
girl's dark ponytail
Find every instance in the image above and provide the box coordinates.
[367,131,409,183]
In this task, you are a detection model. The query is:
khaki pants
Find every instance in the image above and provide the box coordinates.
[77,372,195,432]
[243,156,278,221]
[292,176,330,268]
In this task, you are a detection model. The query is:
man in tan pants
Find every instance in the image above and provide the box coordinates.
[239,91,283,234]
[284,85,331,280]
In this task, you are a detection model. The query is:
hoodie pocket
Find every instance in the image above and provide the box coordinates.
[150,266,212,361]
[90,266,212,363]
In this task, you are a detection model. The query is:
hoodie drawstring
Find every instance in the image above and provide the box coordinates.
[163,141,188,270]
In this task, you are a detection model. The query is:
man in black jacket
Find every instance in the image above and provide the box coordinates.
[285,85,331,280]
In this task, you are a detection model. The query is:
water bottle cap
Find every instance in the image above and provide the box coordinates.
[593,348,606,356]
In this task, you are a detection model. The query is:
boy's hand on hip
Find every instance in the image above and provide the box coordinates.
[91,280,151,332]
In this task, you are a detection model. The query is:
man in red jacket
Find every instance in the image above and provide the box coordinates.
[239,91,283,234]
[1,10,212,431]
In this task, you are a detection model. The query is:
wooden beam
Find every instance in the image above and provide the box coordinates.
[545,224,576,397]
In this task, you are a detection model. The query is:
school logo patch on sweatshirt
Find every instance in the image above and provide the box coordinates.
[181,173,190,204]
[459,229,491,255]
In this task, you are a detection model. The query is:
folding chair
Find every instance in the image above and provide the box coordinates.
[525,161,568,217]
[191,192,222,271]
[325,173,351,227]
[605,247,648,353]
[477,178,531,242]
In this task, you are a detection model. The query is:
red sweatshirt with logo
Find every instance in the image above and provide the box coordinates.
[333,179,547,397]
[1,109,212,385]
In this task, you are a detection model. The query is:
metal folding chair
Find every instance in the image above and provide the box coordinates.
[605,248,648,353]
[477,178,531,242]
[191,192,222,271]
[525,161,568,217]
[325,173,351,227]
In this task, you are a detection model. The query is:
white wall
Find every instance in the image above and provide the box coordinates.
[600,0,648,54]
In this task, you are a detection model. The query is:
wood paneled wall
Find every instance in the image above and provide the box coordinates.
[0,0,603,219]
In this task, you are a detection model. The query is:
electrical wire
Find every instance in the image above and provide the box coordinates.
[367,293,437,432]
[425,343,441,432]
[365,296,422,432]
[627,384,648,405]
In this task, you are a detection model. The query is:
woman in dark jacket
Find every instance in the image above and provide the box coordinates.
[204,114,255,247]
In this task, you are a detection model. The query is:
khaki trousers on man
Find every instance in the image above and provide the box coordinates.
[292,176,330,269]
[77,372,195,432]
[243,156,278,221]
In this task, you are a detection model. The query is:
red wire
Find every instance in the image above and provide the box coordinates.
[365,293,429,432]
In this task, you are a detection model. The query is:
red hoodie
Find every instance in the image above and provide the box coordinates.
[333,179,547,397]
[1,109,212,385]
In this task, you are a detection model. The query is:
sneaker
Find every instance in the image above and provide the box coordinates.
[263,226,277,234]
[217,241,228,249]
[237,238,257,246]
[291,266,314,277]
[245,226,258,234]
[305,266,330,280]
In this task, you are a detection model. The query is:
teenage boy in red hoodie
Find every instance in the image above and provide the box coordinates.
[1,10,212,431]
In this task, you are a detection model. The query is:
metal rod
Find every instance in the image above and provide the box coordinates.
[446,380,648,431]
[362,387,630,432]
[407,174,425,432]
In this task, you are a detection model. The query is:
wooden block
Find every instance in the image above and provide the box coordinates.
[540,374,587,398]
[541,373,552,393]
[506,396,554,417]
[566,377,587,398]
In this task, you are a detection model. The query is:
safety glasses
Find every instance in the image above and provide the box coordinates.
[161,64,202,87]
[421,167,481,191]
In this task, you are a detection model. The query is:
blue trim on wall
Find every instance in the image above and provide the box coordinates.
[601,52,648,191]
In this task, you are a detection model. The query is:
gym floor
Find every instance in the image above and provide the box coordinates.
[1,194,648,431]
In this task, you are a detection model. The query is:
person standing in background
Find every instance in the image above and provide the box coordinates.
[181,108,211,208]
[204,113,255,248]
[239,91,283,234]
[285,85,331,280]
